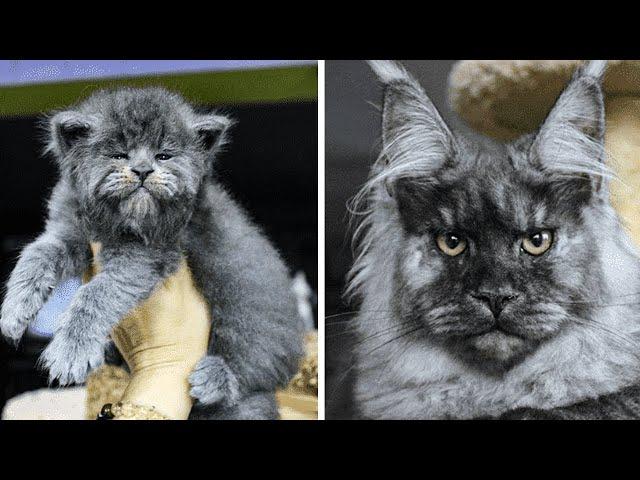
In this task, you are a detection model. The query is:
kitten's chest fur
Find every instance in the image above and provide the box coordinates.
[354,308,640,419]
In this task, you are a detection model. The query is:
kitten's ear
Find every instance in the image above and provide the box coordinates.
[368,60,457,182]
[191,113,233,153]
[530,60,608,192]
[48,111,95,156]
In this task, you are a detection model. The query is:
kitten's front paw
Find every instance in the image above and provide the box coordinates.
[189,355,240,407]
[40,328,105,386]
[0,289,44,343]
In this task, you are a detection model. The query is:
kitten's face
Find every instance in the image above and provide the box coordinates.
[82,97,205,225]
[48,88,230,237]
[361,61,608,372]
[394,145,602,370]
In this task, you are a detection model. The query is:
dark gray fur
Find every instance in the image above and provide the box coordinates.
[349,61,640,419]
[0,87,304,419]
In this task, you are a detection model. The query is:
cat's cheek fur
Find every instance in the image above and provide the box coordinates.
[399,236,442,290]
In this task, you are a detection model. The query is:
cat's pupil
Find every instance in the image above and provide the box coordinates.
[445,234,460,249]
[530,233,543,248]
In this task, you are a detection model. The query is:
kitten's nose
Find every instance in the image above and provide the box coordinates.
[131,167,154,183]
[472,292,519,318]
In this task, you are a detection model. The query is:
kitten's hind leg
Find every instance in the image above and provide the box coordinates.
[188,355,240,407]
[189,391,280,420]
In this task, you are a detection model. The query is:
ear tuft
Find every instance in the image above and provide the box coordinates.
[530,60,608,193]
[582,60,608,81]
[192,114,233,152]
[367,60,417,86]
[366,60,457,193]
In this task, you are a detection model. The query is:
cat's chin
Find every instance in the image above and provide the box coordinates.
[455,330,538,374]
[469,330,527,360]
[120,188,159,218]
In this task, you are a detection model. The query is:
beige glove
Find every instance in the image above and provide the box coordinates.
[88,243,210,420]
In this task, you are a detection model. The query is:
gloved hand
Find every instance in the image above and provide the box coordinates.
[88,243,211,420]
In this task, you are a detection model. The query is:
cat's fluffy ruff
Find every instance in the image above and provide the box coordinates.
[353,202,640,418]
[350,61,640,419]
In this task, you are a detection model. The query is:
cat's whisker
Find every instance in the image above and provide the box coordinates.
[324,309,394,322]
[336,320,419,347]
[355,323,417,343]
[326,324,423,404]
[325,320,402,339]
[571,317,640,361]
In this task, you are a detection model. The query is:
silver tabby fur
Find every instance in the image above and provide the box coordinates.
[348,60,640,419]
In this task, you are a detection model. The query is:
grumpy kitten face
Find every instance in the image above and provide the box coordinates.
[46,87,231,239]
[360,61,610,372]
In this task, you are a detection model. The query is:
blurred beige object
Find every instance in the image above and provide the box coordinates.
[449,60,640,245]
[2,387,86,420]
[276,331,318,420]
[84,364,129,419]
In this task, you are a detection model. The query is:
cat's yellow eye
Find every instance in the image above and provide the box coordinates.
[522,230,553,256]
[436,233,467,256]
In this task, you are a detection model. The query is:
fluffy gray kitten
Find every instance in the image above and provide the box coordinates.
[0,87,304,419]
[348,60,640,419]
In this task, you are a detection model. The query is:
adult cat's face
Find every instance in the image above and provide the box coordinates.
[361,61,608,371]
[47,88,231,236]
[394,143,602,370]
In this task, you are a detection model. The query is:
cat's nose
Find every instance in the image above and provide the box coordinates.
[471,292,519,318]
[131,167,154,183]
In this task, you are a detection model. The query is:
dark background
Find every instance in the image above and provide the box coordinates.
[0,99,317,413]
[325,60,458,417]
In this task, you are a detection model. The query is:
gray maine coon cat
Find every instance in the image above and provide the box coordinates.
[0,87,304,419]
[348,60,640,419]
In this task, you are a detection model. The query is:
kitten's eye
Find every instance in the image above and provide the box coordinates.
[155,153,172,161]
[109,153,129,160]
[522,230,553,256]
[436,233,467,257]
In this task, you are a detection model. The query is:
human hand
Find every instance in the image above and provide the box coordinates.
[89,243,211,420]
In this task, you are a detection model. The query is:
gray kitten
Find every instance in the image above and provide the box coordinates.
[348,60,640,419]
[0,87,304,419]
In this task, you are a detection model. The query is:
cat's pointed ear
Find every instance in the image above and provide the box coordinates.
[530,60,608,192]
[368,60,457,178]
[191,113,233,153]
[47,110,95,157]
